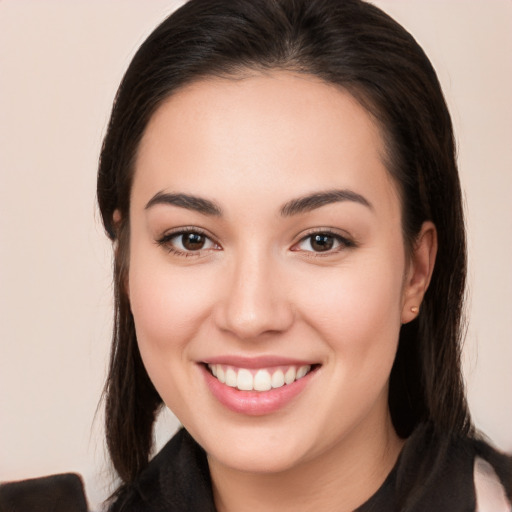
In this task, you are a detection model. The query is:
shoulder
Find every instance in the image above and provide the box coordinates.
[109,428,215,512]
[0,473,88,512]
[359,423,511,512]
[392,423,511,511]
[472,436,512,507]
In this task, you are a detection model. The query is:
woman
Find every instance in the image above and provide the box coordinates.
[96,0,511,510]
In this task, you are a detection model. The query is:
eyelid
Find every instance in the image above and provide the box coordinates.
[155,226,222,256]
[290,228,356,254]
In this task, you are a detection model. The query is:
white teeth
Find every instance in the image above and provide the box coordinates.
[271,369,285,388]
[284,367,296,385]
[237,369,253,391]
[296,365,309,379]
[253,369,272,391]
[225,368,237,387]
[208,364,312,391]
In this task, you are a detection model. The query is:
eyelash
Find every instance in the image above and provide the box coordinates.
[155,228,355,257]
[291,229,356,256]
[156,227,220,258]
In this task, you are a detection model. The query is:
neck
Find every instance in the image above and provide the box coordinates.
[208,411,404,512]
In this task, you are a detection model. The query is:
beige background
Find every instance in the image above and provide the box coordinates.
[0,1,511,509]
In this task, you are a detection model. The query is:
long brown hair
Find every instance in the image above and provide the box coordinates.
[97,0,471,488]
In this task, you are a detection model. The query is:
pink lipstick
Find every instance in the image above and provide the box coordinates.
[200,358,318,415]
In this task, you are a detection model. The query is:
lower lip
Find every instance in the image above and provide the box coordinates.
[201,365,316,416]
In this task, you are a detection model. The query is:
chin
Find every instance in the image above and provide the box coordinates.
[207,440,309,474]
[186,415,323,475]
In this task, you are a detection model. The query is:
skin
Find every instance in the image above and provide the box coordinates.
[126,71,437,512]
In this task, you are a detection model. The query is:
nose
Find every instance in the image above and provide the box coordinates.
[214,249,294,340]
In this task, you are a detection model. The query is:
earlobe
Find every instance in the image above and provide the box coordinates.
[113,209,122,231]
[401,221,437,324]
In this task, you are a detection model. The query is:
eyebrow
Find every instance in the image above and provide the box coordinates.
[145,192,222,216]
[145,188,372,217]
[280,189,373,216]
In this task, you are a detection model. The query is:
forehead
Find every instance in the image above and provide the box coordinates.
[132,71,400,217]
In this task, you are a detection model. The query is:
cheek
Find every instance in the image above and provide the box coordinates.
[129,263,214,351]
[127,258,222,422]
[126,241,219,403]
[295,248,405,368]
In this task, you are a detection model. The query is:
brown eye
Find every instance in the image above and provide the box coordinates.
[181,232,206,250]
[157,229,219,255]
[310,234,334,252]
[292,231,353,254]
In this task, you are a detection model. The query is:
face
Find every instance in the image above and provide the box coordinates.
[128,72,421,475]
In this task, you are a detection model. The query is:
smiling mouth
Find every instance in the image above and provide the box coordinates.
[205,363,318,392]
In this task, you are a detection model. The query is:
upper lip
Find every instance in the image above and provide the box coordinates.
[201,355,318,369]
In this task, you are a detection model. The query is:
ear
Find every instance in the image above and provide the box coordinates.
[113,209,122,230]
[401,221,437,324]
